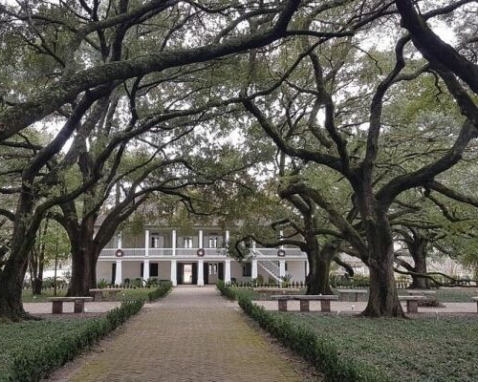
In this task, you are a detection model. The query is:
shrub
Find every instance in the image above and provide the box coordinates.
[96,279,110,289]
[147,281,173,302]
[9,298,144,382]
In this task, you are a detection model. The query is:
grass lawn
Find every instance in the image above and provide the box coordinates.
[0,318,101,380]
[280,313,478,382]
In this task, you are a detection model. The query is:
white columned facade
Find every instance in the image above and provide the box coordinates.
[172,230,177,256]
[197,259,204,286]
[251,259,258,279]
[225,259,231,284]
[171,259,177,286]
[145,229,150,256]
[199,230,204,248]
[279,260,286,278]
[114,260,123,285]
[143,259,150,285]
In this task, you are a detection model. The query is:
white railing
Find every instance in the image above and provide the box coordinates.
[99,247,229,258]
[100,248,146,257]
[149,248,173,256]
[253,248,306,257]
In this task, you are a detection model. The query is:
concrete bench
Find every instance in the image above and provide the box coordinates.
[472,297,478,313]
[253,287,302,294]
[89,288,122,301]
[337,289,368,302]
[47,297,93,314]
[399,296,427,313]
[270,295,338,312]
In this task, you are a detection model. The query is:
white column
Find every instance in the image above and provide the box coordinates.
[225,259,231,284]
[305,260,310,276]
[279,230,284,249]
[199,229,203,248]
[170,259,177,286]
[117,232,123,249]
[252,259,258,279]
[225,230,230,244]
[143,259,150,282]
[172,230,177,256]
[279,260,286,278]
[114,260,123,286]
[197,259,204,286]
[145,229,150,256]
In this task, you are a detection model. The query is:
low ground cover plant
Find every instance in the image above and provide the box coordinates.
[0,299,144,382]
[289,314,478,382]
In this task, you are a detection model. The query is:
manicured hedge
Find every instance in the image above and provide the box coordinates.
[147,281,173,302]
[217,282,387,382]
[6,299,144,382]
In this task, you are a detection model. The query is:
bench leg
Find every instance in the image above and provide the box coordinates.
[74,299,85,313]
[278,300,288,312]
[407,300,418,314]
[52,301,63,314]
[320,300,331,312]
[476,301,478,314]
[300,300,310,312]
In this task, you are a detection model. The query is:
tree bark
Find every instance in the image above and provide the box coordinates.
[66,216,99,296]
[409,236,430,289]
[360,196,406,317]
[306,242,336,295]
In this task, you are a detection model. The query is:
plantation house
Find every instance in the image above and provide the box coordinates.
[96,220,309,287]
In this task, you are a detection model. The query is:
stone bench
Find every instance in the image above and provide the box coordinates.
[337,289,368,302]
[472,297,478,313]
[399,296,427,313]
[47,297,93,314]
[253,287,302,293]
[89,288,122,301]
[270,295,338,312]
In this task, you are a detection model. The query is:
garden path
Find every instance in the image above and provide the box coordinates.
[48,286,306,382]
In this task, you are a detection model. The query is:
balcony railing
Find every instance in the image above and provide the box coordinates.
[99,247,306,258]
[253,248,306,257]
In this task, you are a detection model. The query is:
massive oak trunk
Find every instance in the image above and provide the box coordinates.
[66,217,100,296]
[303,211,335,295]
[359,195,405,317]
[0,189,44,320]
[409,236,430,289]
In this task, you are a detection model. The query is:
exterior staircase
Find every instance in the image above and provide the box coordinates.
[257,258,281,283]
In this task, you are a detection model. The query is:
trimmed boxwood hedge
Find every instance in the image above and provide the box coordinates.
[147,281,173,302]
[217,281,387,382]
[6,299,144,382]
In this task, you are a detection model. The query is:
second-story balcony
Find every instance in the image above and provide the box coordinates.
[99,247,307,259]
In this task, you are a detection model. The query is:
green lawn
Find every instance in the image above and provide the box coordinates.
[0,318,100,381]
[280,313,478,382]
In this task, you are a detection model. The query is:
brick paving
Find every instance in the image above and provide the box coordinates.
[58,286,304,382]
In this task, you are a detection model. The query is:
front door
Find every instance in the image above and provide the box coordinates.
[183,264,193,284]
[207,263,219,284]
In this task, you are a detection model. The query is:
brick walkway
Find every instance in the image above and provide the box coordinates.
[59,286,304,382]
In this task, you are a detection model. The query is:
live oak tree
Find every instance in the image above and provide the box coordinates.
[238,2,478,317]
